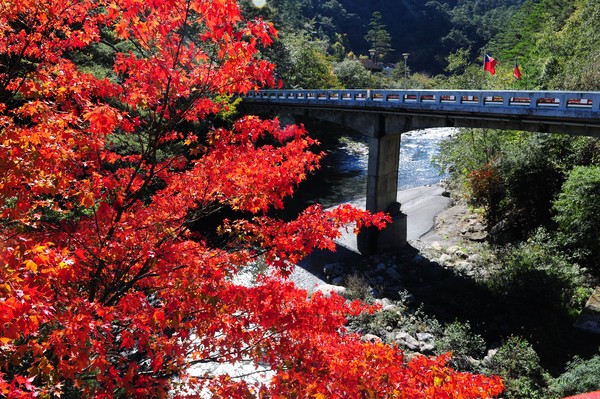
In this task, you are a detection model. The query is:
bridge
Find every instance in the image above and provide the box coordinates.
[240,89,600,253]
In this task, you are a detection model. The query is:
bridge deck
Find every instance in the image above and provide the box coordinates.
[244,89,600,113]
[242,89,600,136]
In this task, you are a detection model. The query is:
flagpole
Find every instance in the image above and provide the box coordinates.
[482,49,486,72]
[482,49,487,89]
[513,57,522,80]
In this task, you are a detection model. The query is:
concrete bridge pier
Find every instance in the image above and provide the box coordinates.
[357,117,407,254]
[260,108,411,254]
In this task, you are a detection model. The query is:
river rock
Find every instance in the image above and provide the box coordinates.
[482,348,498,367]
[439,253,453,263]
[323,262,344,278]
[331,276,345,286]
[386,267,401,281]
[448,245,468,258]
[395,332,420,351]
[416,332,434,343]
[375,297,393,307]
[382,303,401,312]
[413,254,426,264]
[361,334,382,344]
[416,333,435,352]
[315,284,347,297]
[375,263,387,273]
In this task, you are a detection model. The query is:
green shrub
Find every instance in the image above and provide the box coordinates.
[333,59,371,89]
[436,321,486,371]
[549,353,600,397]
[346,301,442,342]
[553,165,600,272]
[488,228,591,312]
[345,273,373,301]
[497,135,565,234]
[484,336,550,399]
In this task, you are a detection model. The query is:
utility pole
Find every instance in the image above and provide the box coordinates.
[402,53,409,79]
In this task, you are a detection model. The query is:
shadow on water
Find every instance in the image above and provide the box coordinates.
[269,118,369,221]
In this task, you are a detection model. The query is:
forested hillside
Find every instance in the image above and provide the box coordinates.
[241,0,600,92]
[241,0,524,75]
[490,0,600,90]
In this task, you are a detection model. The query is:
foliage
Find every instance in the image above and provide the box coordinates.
[436,322,487,370]
[466,163,503,222]
[493,134,567,235]
[483,336,550,399]
[438,129,599,238]
[399,73,444,89]
[445,48,473,76]
[488,229,592,313]
[553,165,600,271]
[347,299,442,342]
[241,0,529,75]
[438,0,525,57]
[332,59,371,89]
[435,128,514,199]
[549,353,600,398]
[490,0,600,90]
[277,33,340,88]
[0,0,506,397]
[344,273,373,301]
[364,12,393,61]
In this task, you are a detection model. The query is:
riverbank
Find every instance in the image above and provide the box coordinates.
[292,182,476,292]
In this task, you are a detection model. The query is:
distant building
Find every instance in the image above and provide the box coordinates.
[382,63,396,75]
[359,59,383,73]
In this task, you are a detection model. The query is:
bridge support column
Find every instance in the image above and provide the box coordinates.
[357,130,407,254]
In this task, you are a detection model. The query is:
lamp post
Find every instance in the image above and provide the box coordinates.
[369,48,376,86]
[402,52,409,79]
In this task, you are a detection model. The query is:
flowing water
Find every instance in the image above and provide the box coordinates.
[287,127,456,211]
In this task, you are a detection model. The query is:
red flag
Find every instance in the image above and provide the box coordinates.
[484,53,497,75]
[514,61,523,79]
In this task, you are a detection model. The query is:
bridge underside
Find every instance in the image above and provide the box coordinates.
[249,105,600,137]
[241,103,600,254]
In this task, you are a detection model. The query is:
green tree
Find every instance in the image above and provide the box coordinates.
[438,129,599,240]
[553,165,600,270]
[364,12,393,61]
[439,0,525,59]
[278,33,340,89]
[496,134,566,235]
[484,336,550,399]
[333,59,371,88]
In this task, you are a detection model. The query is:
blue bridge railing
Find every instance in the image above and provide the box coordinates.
[242,89,600,116]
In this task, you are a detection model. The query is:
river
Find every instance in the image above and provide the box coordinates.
[285,126,456,212]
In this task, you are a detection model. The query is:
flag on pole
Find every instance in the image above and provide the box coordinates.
[483,53,497,75]
[513,60,523,79]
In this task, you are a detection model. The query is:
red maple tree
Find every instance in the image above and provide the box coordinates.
[0,0,503,397]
